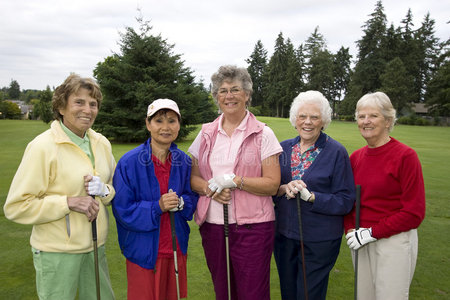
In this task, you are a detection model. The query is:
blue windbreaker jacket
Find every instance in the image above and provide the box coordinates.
[112,138,198,269]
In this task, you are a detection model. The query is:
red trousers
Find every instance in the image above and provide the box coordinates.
[126,255,187,300]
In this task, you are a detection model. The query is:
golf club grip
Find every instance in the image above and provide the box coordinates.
[223,204,229,237]
[90,195,98,241]
[169,212,177,250]
[91,219,98,241]
[355,185,361,230]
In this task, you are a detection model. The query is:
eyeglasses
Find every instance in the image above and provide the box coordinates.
[297,114,321,122]
[217,86,243,97]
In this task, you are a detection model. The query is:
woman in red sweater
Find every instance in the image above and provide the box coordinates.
[344,92,425,300]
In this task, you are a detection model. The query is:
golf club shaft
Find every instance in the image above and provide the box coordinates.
[169,211,181,300]
[92,218,101,300]
[296,193,309,300]
[354,185,361,300]
[223,203,231,300]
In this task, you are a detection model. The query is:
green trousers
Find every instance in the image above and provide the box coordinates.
[32,246,115,300]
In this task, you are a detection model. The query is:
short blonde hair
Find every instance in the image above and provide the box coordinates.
[355,92,397,132]
[289,90,332,130]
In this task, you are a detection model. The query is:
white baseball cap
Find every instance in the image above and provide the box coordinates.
[147,99,181,118]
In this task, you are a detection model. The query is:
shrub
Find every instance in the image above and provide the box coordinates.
[397,115,431,126]
[249,106,262,116]
[340,115,354,122]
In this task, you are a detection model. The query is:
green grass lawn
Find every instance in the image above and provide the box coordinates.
[1,118,449,299]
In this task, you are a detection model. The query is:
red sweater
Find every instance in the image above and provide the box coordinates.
[344,138,425,239]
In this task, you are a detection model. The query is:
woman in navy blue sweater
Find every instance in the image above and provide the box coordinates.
[273,91,355,300]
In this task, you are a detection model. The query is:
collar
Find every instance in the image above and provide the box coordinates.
[59,120,90,147]
[218,110,249,134]
[291,131,328,148]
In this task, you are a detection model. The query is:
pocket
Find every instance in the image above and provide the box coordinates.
[65,215,71,237]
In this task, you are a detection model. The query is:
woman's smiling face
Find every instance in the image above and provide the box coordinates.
[357,106,391,146]
[295,103,323,145]
[146,110,180,147]
[217,80,249,115]
[58,88,98,137]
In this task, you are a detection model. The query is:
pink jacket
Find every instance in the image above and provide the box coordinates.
[195,112,276,226]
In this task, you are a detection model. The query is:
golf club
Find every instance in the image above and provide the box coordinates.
[223,203,231,300]
[169,211,181,300]
[354,185,361,300]
[91,195,101,300]
[296,192,309,300]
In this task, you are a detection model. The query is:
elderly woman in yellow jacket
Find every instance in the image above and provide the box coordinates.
[4,74,116,300]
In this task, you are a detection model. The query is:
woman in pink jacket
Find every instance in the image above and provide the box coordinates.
[189,65,282,300]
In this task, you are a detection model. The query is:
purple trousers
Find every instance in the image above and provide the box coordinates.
[199,221,275,300]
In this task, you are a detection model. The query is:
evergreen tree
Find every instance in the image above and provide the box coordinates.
[340,0,388,115]
[8,80,21,99]
[304,27,326,59]
[307,49,334,101]
[425,54,450,117]
[304,27,334,106]
[355,0,387,91]
[380,57,415,113]
[304,26,327,82]
[93,16,215,142]
[263,32,289,117]
[246,40,268,107]
[398,9,421,102]
[416,13,441,102]
[332,47,352,117]
[283,39,305,117]
[383,24,402,63]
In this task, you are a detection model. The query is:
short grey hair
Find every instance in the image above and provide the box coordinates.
[355,91,397,132]
[289,90,332,130]
[211,65,253,107]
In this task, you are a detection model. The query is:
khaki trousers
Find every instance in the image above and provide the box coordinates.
[352,229,418,300]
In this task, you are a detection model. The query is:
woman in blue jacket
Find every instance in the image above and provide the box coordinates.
[273,91,355,300]
[112,99,198,300]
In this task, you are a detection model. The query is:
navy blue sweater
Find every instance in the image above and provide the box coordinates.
[273,132,355,242]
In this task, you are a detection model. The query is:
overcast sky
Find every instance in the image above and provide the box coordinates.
[1,0,448,91]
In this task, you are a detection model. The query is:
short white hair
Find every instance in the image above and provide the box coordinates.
[355,92,397,132]
[289,90,332,130]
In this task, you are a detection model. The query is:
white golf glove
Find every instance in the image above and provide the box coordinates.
[346,227,377,250]
[298,187,312,201]
[170,196,184,212]
[285,182,312,201]
[88,176,109,197]
[208,174,237,193]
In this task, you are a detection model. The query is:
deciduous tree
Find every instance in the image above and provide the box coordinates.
[35,86,53,123]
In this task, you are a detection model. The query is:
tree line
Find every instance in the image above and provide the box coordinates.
[246,0,449,119]
[1,1,448,140]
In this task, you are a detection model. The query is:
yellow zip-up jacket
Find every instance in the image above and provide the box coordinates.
[4,121,116,253]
